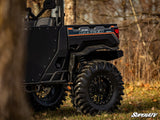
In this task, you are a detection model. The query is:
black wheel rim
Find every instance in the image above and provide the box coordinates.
[88,74,113,105]
[33,85,63,107]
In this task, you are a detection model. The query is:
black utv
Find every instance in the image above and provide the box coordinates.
[25,0,124,115]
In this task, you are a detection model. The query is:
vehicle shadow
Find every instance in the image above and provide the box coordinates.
[33,106,81,119]
[50,107,80,117]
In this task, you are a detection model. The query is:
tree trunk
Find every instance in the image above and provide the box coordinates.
[0,0,30,120]
[65,0,76,25]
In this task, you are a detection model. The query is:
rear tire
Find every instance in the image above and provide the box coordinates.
[73,60,124,115]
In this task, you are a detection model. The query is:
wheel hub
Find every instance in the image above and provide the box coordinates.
[36,86,52,99]
[88,75,113,105]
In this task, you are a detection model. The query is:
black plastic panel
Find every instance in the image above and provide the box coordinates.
[26,27,58,82]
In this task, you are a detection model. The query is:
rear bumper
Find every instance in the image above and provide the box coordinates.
[72,45,123,60]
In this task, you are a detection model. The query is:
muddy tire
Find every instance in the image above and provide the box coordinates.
[73,60,124,115]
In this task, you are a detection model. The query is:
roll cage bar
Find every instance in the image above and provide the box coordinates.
[26,0,64,26]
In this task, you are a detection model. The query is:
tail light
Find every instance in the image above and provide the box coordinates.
[114,29,119,39]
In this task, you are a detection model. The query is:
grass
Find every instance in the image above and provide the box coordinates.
[33,81,160,120]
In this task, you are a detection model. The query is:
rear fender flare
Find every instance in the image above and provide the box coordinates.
[69,45,123,82]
